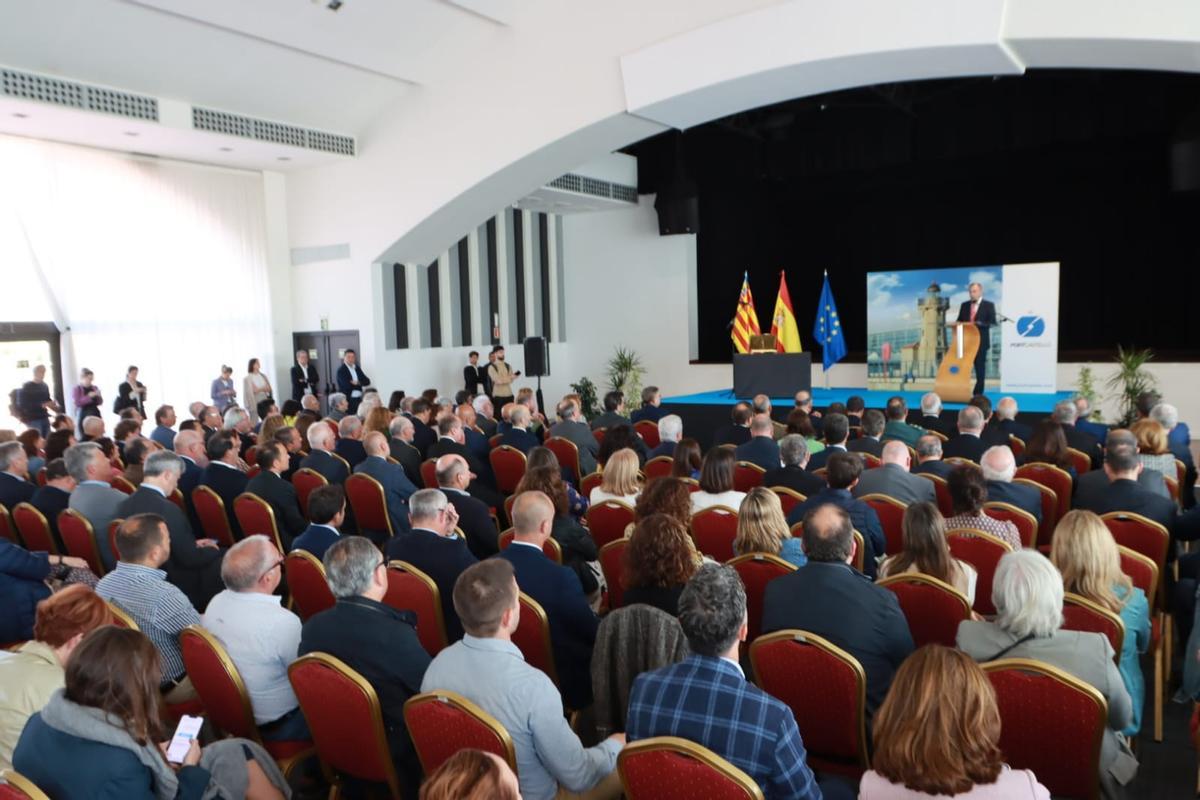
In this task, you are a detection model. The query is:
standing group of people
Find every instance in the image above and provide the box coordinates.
[462,345,520,406]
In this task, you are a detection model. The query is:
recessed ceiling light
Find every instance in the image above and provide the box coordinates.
[11,112,28,119]
[277,156,291,162]
[219,147,234,152]
[123,131,139,137]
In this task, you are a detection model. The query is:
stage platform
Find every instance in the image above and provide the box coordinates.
[662,387,1074,413]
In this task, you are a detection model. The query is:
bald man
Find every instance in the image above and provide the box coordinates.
[734,413,781,471]
[851,440,936,506]
[171,428,207,526]
[353,431,418,542]
[434,453,498,558]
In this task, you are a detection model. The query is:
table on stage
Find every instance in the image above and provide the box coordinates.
[733,352,812,397]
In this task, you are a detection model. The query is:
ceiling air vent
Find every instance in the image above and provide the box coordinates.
[1,68,158,121]
[546,172,637,203]
[192,107,355,156]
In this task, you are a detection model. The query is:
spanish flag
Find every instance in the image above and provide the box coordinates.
[731,272,761,353]
[770,271,802,353]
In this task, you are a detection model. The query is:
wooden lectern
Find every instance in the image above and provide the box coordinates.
[934,322,980,403]
[749,334,777,352]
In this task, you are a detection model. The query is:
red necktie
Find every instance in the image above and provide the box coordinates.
[970,302,978,323]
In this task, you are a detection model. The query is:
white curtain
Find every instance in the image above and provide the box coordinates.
[0,134,276,425]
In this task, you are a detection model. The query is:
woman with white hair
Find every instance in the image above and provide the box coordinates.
[957,550,1137,798]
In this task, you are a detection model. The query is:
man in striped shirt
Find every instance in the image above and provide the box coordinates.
[96,513,202,704]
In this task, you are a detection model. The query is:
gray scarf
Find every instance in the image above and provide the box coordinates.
[39,690,290,800]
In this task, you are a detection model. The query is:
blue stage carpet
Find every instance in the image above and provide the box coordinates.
[662,387,1075,414]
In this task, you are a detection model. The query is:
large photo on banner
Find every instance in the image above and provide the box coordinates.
[866,263,1059,395]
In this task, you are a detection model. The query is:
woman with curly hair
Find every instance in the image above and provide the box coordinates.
[669,438,702,481]
[514,465,599,593]
[622,514,699,616]
[633,477,693,529]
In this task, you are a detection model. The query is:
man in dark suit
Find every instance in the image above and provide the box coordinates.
[301,423,350,485]
[1154,403,1196,508]
[548,398,601,477]
[793,389,823,435]
[387,416,423,486]
[979,445,1042,525]
[355,432,418,540]
[246,442,307,549]
[763,503,914,715]
[29,458,74,552]
[806,413,850,472]
[994,397,1033,444]
[845,396,866,429]
[942,406,989,463]
[645,414,683,462]
[590,390,632,431]
[299,536,431,797]
[386,488,477,642]
[290,484,345,560]
[457,404,491,463]
[1073,396,1110,447]
[408,399,438,458]
[629,386,667,424]
[434,454,498,559]
[334,349,371,415]
[290,349,320,403]
[911,434,954,479]
[334,416,368,469]
[199,431,249,538]
[118,451,224,610]
[273,426,305,482]
[0,441,34,510]
[473,396,498,437]
[499,490,599,710]
[427,416,503,509]
[499,406,540,454]
[734,414,781,471]
[917,392,954,439]
[968,396,1012,448]
[1074,431,1169,508]
[787,452,886,579]
[713,402,753,448]
[762,435,826,497]
[1076,445,1179,546]
[463,350,487,396]
[1049,399,1102,469]
[847,410,886,459]
[955,281,997,397]
[852,441,935,506]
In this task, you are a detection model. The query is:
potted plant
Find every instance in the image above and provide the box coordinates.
[1074,365,1101,421]
[1104,346,1157,427]
[606,346,646,411]
[569,377,599,421]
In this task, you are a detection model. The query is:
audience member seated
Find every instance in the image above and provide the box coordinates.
[114,418,141,462]
[632,476,695,537]
[622,514,700,615]
[43,429,76,464]
[909,434,952,479]
[0,534,92,645]
[14,626,287,800]
[120,451,224,609]
[957,550,1136,795]
[853,440,936,506]
[1151,401,1196,508]
[713,401,754,447]
[861,644,1050,799]
[849,409,887,458]
[527,446,587,518]
[764,504,914,714]
[17,430,44,480]
[784,407,823,455]
[942,406,989,463]
[272,424,304,481]
[455,404,491,461]
[881,396,926,447]
[596,422,647,466]
[245,441,307,549]
[388,414,423,485]
[355,431,418,539]
[422,559,623,800]
[762,434,825,497]
[628,564,827,799]
[807,411,850,471]
[1053,399,1103,469]
[1051,510,1149,737]
[203,535,310,741]
[1074,429,1169,508]
[386,488,476,642]
[918,392,952,438]
[793,389,824,434]
[979,445,1043,525]
[513,467,598,595]
[419,748,522,800]
[96,514,203,702]
[408,398,438,457]
[1020,419,1078,482]
[428,414,501,501]
[326,392,349,422]
[879,502,977,605]
[591,390,632,431]
[0,585,111,772]
[79,415,105,443]
[735,413,782,471]
[734,487,805,567]
[549,398,601,476]
[64,442,125,570]
[436,454,499,559]
[787,452,886,578]
[334,414,368,469]
[301,421,350,485]
[0,440,34,510]
[846,395,866,427]
[150,404,177,451]
[690,446,746,514]
[969,396,1012,448]
[499,405,540,454]
[1075,444,1178,544]
[499,491,599,710]
[669,437,702,480]
[300,536,431,795]
[473,395,498,436]
[943,465,1022,550]
[1131,418,1177,478]
[589,447,640,506]
[289,486,345,563]
[647,413,683,461]
[120,436,156,487]
[995,396,1033,443]
[630,385,666,424]
[173,429,207,494]
[29,457,75,552]
[200,430,249,537]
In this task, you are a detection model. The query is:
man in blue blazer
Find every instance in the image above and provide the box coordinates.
[645,414,682,462]
[172,429,206,497]
[301,423,350,485]
[735,414,782,472]
[355,432,418,539]
[334,349,371,415]
[629,386,667,424]
[386,489,477,642]
[499,490,599,709]
[291,484,346,560]
[499,406,540,454]
[787,452,885,578]
[198,431,249,538]
[980,446,1042,525]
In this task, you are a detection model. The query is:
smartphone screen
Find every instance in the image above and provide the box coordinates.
[166,714,203,763]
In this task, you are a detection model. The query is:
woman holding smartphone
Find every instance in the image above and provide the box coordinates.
[13,626,288,799]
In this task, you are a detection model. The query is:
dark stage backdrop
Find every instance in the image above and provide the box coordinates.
[627,70,1200,363]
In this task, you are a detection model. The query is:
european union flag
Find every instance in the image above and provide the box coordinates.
[813,271,846,371]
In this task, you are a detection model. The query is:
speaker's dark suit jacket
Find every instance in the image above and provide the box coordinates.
[735,436,781,472]
[985,479,1042,524]
[763,561,914,715]
[334,437,368,470]
[440,488,498,559]
[199,462,249,539]
[761,465,826,498]
[1061,424,1103,470]
[246,470,307,547]
[956,299,996,349]
[300,449,349,485]
[290,363,319,402]
[942,434,987,463]
[386,527,477,643]
[463,364,487,395]
[118,486,223,610]
[499,541,599,710]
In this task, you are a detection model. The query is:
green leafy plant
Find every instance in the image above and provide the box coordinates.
[1074,365,1101,421]
[606,346,646,411]
[569,377,599,421]
[1105,346,1157,427]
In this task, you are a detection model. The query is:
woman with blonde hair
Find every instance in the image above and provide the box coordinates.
[590,447,640,506]
[364,405,394,438]
[257,413,286,446]
[1130,418,1176,476]
[880,502,977,604]
[733,487,804,567]
[1051,509,1149,736]
[861,644,1049,798]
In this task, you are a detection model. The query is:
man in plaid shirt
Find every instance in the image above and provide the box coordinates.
[627,564,843,799]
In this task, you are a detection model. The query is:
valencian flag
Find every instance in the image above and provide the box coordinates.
[770,271,802,353]
[731,271,761,353]
[813,270,847,370]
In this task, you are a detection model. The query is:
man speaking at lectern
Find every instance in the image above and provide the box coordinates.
[956,282,996,396]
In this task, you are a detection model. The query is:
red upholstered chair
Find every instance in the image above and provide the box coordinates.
[586,500,636,549]
[191,485,237,548]
[943,457,974,468]
[105,600,138,630]
[109,475,136,495]
[168,488,186,512]
[916,472,953,517]
[344,473,394,540]
[420,459,438,489]
[983,501,1039,549]
[690,506,739,563]
[857,494,906,556]
[232,493,285,552]
[1008,435,1026,458]
[1118,545,1164,741]
[180,627,313,777]
[946,528,1013,616]
[12,503,56,555]
[682,477,701,493]
[490,445,527,494]
[245,465,262,481]
[727,553,796,643]
[488,433,503,450]
[749,630,868,778]
[291,468,328,521]
[57,509,106,575]
[593,428,606,447]
[503,493,516,522]
[860,453,882,470]
[634,420,660,449]
[599,538,628,610]
[0,771,51,800]
[1014,463,1071,528]
[544,437,583,484]
[1165,475,1181,506]
[768,486,806,516]
[384,561,448,656]
[877,573,972,648]
[107,519,123,562]
[983,659,1107,800]
[733,462,765,493]
[0,504,16,545]
[1061,593,1125,659]
[288,653,402,797]
[644,456,674,481]
[404,690,518,776]
[513,591,559,686]
[497,529,563,563]
[1103,512,1170,588]
[580,471,604,498]
[1065,447,1092,475]
[285,550,336,622]
[618,736,764,800]
[1013,477,1058,548]
[322,418,339,439]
